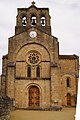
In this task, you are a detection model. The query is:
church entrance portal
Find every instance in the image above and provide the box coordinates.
[29,86,40,107]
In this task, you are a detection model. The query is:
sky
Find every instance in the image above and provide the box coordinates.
[0,0,80,74]
[0,0,80,119]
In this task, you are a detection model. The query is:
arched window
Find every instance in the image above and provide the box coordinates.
[27,66,31,77]
[31,15,36,26]
[22,16,27,26]
[36,66,40,77]
[41,16,45,26]
[66,77,70,87]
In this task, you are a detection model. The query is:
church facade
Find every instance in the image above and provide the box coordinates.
[1,2,79,109]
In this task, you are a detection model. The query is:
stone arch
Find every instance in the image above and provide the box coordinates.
[15,43,51,78]
[26,83,42,92]
[19,13,27,26]
[61,74,74,88]
[29,11,38,26]
[16,43,51,61]
[29,10,38,18]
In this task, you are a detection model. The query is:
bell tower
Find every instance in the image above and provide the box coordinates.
[15,1,51,35]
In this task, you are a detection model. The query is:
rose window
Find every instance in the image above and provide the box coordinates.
[27,52,40,64]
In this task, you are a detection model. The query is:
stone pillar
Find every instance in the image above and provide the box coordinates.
[1,75,6,96]
[50,63,62,107]
[26,15,31,28]
[6,62,15,99]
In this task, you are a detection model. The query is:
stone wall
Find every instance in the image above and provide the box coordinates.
[59,57,78,106]
[14,80,51,108]
[0,96,11,120]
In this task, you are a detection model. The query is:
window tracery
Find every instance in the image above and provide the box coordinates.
[27,51,41,65]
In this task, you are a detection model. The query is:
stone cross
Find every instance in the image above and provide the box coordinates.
[31,1,36,6]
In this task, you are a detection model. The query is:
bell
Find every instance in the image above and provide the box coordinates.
[41,19,45,25]
[32,19,36,25]
[22,20,26,26]
[42,19,45,24]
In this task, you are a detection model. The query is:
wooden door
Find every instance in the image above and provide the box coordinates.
[67,93,71,106]
[29,86,40,107]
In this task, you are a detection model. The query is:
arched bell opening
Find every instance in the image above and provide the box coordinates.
[22,16,27,26]
[31,15,37,26]
[41,15,46,26]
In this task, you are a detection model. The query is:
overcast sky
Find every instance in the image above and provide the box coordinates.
[0,0,80,74]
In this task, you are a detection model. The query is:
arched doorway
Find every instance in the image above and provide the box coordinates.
[29,86,40,107]
[67,93,71,106]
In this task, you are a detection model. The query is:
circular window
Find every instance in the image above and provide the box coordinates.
[27,52,41,65]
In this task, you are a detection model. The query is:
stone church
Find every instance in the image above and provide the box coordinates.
[1,2,79,109]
